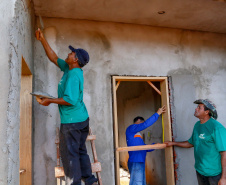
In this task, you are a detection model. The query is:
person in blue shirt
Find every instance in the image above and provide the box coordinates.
[35,28,97,185]
[126,105,166,185]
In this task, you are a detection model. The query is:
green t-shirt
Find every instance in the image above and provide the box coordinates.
[188,118,226,176]
[57,58,88,124]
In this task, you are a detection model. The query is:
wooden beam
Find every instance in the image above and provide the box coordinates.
[147,81,161,95]
[86,135,96,141]
[20,74,32,185]
[113,76,167,82]
[116,81,121,91]
[112,76,120,185]
[160,79,175,185]
[55,128,60,167]
[116,143,166,152]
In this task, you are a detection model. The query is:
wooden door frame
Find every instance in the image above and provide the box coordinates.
[19,57,32,185]
[112,76,175,185]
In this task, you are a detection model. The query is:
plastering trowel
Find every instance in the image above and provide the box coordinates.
[30,91,56,103]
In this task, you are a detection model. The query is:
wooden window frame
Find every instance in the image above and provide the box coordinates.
[112,76,175,185]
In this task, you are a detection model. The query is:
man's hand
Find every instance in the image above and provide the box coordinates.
[35,28,44,41]
[164,141,175,147]
[36,97,51,106]
[218,178,226,185]
[157,105,166,115]
[219,151,226,185]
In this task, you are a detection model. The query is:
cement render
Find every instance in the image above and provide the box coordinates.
[33,18,226,185]
[0,1,14,184]
[0,0,34,184]
[171,75,198,185]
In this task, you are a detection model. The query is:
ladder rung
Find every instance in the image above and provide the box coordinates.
[55,167,64,178]
[91,162,102,172]
[55,162,102,178]
[86,135,96,141]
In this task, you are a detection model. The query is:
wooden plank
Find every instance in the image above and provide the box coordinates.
[57,178,61,185]
[116,143,166,152]
[113,76,166,81]
[147,81,162,95]
[91,162,102,172]
[86,135,96,141]
[55,167,65,178]
[160,79,175,185]
[19,74,32,185]
[55,128,60,167]
[112,76,120,185]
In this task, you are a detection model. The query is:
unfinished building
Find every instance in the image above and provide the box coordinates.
[1,0,226,184]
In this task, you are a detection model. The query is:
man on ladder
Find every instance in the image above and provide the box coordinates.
[35,28,98,185]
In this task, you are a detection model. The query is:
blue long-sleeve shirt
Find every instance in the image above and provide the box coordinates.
[126,113,159,162]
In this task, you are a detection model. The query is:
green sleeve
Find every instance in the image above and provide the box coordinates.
[62,72,79,106]
[57,58,69,72]
[214,127,226,152]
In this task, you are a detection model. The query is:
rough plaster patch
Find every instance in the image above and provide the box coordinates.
[6,0,34,184]
[34,26,61,185]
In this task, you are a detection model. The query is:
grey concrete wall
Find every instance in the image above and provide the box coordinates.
[117,81,166,185]
[170,75,198,185]
[0,0,34,184]
[33,17,226,185]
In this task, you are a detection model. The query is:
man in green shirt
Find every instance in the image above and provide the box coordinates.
[165,99,226,185]
[35,28,97,185]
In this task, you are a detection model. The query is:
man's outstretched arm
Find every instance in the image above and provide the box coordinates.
[36,97,71,106]
[127,105,166,134]
[35,28,59,67]
[164,141,193,148]
[218,151,226,185]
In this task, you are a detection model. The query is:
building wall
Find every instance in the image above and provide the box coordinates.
[33,17,226,185]
[0,0,34,184]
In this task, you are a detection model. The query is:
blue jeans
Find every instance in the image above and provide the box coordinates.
[60,123,97,185]
[196,171,221,185]
[128,162,146,185]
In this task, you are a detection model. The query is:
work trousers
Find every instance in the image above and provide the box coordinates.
[60,122,97,185]
[196,171,221,185]
[128,162,146,185]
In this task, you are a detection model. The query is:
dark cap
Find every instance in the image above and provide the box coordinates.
[69,45,89,67]
[194,99,218,120]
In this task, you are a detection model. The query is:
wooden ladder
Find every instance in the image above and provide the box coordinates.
[55,127,103,185]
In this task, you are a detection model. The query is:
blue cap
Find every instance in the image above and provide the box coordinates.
[69,45,89,67]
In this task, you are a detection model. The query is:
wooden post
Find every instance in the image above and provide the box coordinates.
[160,78,175,185]
[112,76,120,185]
[19,57,32,185]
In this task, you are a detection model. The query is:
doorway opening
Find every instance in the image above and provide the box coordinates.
[112,76,174,185]
[19,57,32,185]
